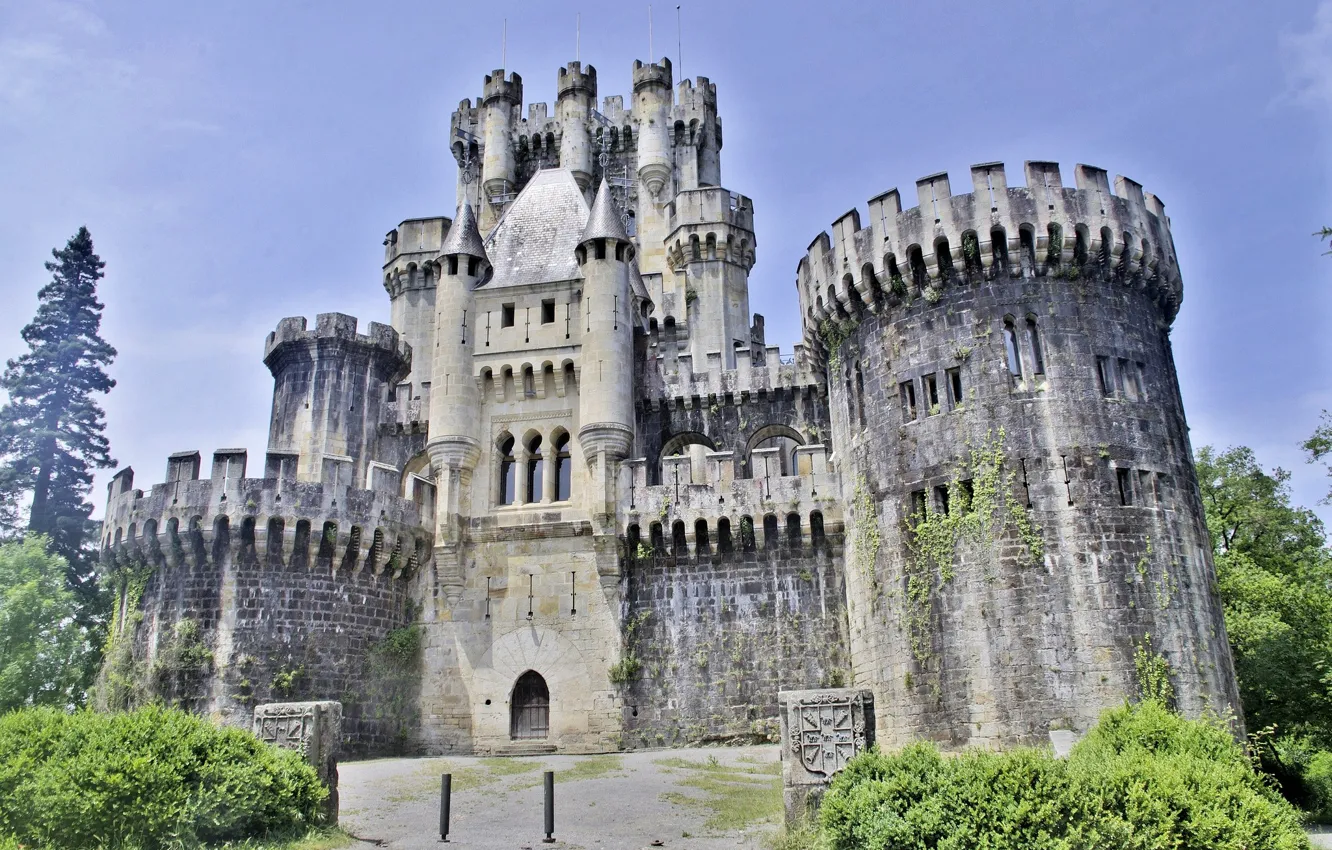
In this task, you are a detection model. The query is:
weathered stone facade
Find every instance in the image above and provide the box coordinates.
[100,59,1238,756]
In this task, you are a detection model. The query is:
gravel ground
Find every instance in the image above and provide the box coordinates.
[337,744,784,850]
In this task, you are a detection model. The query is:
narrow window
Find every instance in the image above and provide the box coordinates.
[525,435,544,503]
[1138,470,1154,507]
[499,436,516,505]
[448,256,459,275]
[786,513,802,547]
[541,299,556,324]
[909,489,927,518]
[855,363,866,430]
[1116,468,1133,506]
[717,518,733,554]
[1118,358,1135,400]
[672,520,687,555]
[934,484,950,515]
[946,368,963,409]
[923,373,940,415]
[763,514,779,549]
[1003,319,1023,380]
[900,380,917,420]
[1096,356,1114,397]
[467,256,479,276]
[501,303,516,328]
[810,511,826,550]
[595,239,607,260]
[1133,362,1147,400]
[554,433,572,501]
[1027,319,1045,375]
[958,479,975,512]
[695,519,711,555]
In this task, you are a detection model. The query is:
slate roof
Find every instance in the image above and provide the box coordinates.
[482,169,589,288]
[580,179,631,244]
[440,201,488,260]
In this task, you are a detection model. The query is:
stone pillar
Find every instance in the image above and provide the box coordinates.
[777,688,874,827]
[253,701,342,825]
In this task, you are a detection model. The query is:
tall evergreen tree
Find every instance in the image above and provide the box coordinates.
[0,227,116,604]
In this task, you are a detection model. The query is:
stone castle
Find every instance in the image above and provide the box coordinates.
[101,58,1240,755]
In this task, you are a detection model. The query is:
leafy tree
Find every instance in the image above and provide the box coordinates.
[1319,226,1331,256]
[0,536,93,711]
[1196,445,1332,748]
[0,227,117,609]
[1304,410,1332,504]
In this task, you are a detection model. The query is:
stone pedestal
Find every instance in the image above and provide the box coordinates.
[777,688,874,827]
[253,701,342,825]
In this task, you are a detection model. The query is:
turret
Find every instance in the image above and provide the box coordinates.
[556,62,597,192]
[480,70,522,231]
[575,182,636,525]
[427,202,489,516]
[263,314,410,487]
[632,58,673,198]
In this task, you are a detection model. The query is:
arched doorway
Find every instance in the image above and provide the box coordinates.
[510,670,550,740]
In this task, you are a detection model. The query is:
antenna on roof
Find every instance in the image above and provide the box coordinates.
[649,5,654,60]
[502,18,507,69]
[576,12,580,61]
[676,5,682,81]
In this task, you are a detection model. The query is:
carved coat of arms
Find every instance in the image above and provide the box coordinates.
[789,692,867,776]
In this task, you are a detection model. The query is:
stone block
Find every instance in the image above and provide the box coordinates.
[777,687,874,827]
[254,701,342,825]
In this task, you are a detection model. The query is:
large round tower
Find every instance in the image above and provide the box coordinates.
[556,62,597,192]
[797,160,1240,748]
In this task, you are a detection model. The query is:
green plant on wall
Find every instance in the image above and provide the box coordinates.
[151,618,213,710]
[95,560,156,711]
[902,428,1043,664]
[852,474,880,578]
[1133,632,1175,708]
[819,316,858,372]
[610,611,652,686]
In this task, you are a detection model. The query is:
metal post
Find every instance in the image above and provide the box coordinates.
[439,773,452,841]
[543,770,555,842]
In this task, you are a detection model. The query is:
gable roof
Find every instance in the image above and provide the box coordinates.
[481,168,589,288]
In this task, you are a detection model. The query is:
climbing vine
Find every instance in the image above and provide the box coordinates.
[852,474,880,578]
[819,317,858,372]
[95,561,155,711]
[902,428,1044,663]
[609,611,652,686]
[1133,632,1175,708]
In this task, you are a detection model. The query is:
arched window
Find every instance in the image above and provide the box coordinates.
[554,432,572,501]
[786,513,802,547]
[672,520,688,556]
[526,434,544,503]
[810,511,826,550]
[763,514,779,549]
[510,671,550,740]
[717,517,733,554]
[1003,318,1023,380]
[695,519,710,555]
[499,436,517,505]
[1027,318,1045,375]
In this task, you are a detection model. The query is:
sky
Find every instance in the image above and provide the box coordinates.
[0,0,1329,522]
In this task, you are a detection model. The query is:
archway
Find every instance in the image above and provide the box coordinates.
[510,670,550,740]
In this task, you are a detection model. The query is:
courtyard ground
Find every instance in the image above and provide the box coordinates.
[337,744,785,850]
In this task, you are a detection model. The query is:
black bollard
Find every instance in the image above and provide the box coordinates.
[440,773,452,842]
[542,770,555,843]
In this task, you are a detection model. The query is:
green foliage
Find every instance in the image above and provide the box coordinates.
[818,317,856,372]
[1317,226,1331,256]
[902,429,1042,663]
[608,656,642,685]
[850,475,879,578]
[0,705,327,849]
[0,537,93,711]
[1304,409,1332,504]
[152,618,214,710]
[0,227,117,612]
[610,611,651,687]
[271,665,307,699]
[820,702,1309,850]
[1133,633,1176,708]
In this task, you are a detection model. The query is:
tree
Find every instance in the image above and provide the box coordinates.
[0,227,117,606]
[1304,411,1332,504]
[0,536,94,711]
[1319,226,1331,256]
[1196,445,1332,747]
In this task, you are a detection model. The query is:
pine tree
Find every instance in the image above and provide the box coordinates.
[0,227,117,605]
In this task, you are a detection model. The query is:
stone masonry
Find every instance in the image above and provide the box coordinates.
[100,58,1239,756]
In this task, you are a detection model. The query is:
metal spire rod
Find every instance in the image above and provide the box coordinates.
[576,12,580,61]
[502,18,507,68]
[676,5,682,80]
[649,5,653,60]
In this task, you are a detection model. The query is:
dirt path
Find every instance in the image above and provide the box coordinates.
[337,744,783,850]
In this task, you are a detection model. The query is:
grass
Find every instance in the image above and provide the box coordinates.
[209,828,358,849]
[656,755,782,833]
[511,754,626,789]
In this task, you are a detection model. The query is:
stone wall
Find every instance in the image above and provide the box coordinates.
[618,530,850,748]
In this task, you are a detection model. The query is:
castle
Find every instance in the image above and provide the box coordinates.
[101,58,1241,755]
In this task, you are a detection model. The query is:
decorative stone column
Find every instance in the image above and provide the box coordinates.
[253,701,342,825]
[777,688,875,827]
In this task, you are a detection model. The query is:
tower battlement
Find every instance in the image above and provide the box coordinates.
[101,451,431,578]
[640,338,819,405]
[482,69,523,105]
[665,187,756,270]
[796,160,1182,354]
[264,313,409,368]
[556,61,597,100]
[632,57,673,92]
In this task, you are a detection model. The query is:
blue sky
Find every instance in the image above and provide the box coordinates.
[0,0,1329,521]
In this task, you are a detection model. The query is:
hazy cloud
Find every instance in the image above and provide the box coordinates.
[1281,0,1332,112]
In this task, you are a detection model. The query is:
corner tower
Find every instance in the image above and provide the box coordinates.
[797,161,1239,748]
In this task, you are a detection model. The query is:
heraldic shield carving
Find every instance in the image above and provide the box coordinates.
[789,691,867,776]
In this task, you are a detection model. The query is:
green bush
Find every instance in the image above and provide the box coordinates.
[0,705,327,849]
[820,701,1311,850]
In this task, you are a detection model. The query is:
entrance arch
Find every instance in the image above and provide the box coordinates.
[510,670,550,740]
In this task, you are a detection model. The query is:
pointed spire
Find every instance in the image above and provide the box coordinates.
[580,180,630,245]
[440,201,489,261]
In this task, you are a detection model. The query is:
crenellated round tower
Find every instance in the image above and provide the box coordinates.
[797,160,1239,748]
[479,70,523,232]
[556,61,597,192]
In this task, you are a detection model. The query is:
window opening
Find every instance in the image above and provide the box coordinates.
[900,380,917,421]
[554,433,571,501]
[526,435,543,503]
[786,513,802,547]
[499,436,516,505]
[1117,358,1135,400]
[541,299,556,324]
[501,303,516,328]
[1027,319,1045,375]
[1003,319,1023,380]
[923,373,940,414]
[947,368,963,409]
[909,489,927,518]
[1117,468,1133,506]
[934,484,950,515]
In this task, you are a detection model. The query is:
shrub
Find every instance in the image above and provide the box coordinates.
[820,701,1311,850]
[0,705,327,849]
[1302,748,1332,824]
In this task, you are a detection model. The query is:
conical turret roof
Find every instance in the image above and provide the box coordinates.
[440,201,488,260]
[580,179,630,245]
